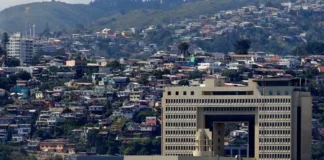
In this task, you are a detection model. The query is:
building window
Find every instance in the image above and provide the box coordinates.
[269,90,273,95]
[183,91,187,95]
[191,91,194,95]
[277,90,281,95]
[168,91,171,95]
[285,91,289,95]
[176,91,179,95]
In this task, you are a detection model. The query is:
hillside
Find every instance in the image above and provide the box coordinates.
[0,1,107,34]
[92,0,258,30]
[0,0,286,34]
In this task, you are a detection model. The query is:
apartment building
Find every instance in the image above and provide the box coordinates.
[7,33,34,65]
[162,77,312,160]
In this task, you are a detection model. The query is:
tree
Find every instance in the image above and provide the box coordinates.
[189,70,204,79]
[31,55,41,66]
[178,80,190,86]
[234,39,251,55]
[138,76,149,85]
[304,67,319,79]
[178,42,190,57]
[28,155,38,160]
[133,109,154,123]
[107,60,121,70]
[312,142,324,160]
[1,32,9,59]
[0,77,10,90]
[16,71,32,80]
[5,58,20,67]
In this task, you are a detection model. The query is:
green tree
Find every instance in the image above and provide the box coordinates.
[133,109,154,123]
[31,55,41,66]
[5,58,20,67]
[16,71,32,80]
[312,142,324,160]
[107,60,121,70]
[234,39,251,55]
[123,146,136,155]
[189,70,204,79]
[0,77,10,90]
[1,32,9,60]
[221,69,241,81]
[28,155,38,160]
[178,80,190,86]
[138,76,149,85]
[178,42,190,57]
[304,67,319,79]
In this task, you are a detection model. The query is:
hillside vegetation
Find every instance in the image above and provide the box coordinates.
[0,0,285,33]
[0,2,107,33]
[92,0,255,30]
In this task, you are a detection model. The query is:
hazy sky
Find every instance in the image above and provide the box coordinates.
[0,0,92,10]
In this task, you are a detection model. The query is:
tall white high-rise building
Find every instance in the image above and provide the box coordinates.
[7,33,34,65]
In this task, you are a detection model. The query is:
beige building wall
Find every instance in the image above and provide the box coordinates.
[162,78,312,160]
[124,156,254,160]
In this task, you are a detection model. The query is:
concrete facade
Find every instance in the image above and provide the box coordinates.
[7,32,34,65]
[162,77,312,160]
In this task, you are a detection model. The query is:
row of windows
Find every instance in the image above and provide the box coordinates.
[259,114,291,119]
[259,130,291,135]
[166,98,291,104]
[165,138,195,143]
[165,122,196,127]
[165,107,196,112]
[165,130,196,135]
[259,138,290,143]
[166,114,196,119]
[168,91,195,96]
[204,107,255,112]
[165,146,195,151]
[259,122,291,127]
[259,146,290,151]
[259,106,291,111]
[259,153,290,159]
[166,154,192,156]
[266,90,290,96]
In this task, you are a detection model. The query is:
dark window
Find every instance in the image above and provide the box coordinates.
[176,91,179,95]
[168,91,171,95]
[277,90,281,95]
[269,90,273,95]
[183,91,187,95]
[285,91,289,95]
[191,91,194,95]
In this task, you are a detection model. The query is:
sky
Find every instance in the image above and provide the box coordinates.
[0,0,92,10]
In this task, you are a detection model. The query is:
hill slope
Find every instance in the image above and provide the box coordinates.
[92,0,258,30]
[0,1,107,34]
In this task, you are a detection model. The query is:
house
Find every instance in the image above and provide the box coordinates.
[125,122,141,132]
[145,117,157,126]
[129,90,143,102]
[140,125,157,132]
[0,89,5,97]
[0,117,14,124]
[35,91,44,99]
[318,66,324,73]
[0,124,9,142]
[65,60,87,67]
[229,54,256,64]
[57,72,75,78]
[39,139,70,152]
[53,86,66,93]
[89,106,105,113]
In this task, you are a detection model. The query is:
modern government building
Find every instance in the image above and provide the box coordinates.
[162,77,312,160]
